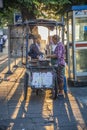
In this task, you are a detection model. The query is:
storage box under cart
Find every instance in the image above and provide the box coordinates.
[24,61,58,100]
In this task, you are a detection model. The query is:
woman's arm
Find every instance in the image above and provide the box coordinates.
[46,54,57,58]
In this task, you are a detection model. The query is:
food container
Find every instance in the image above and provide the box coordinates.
[29,60,38,66]
[38,59,50,66]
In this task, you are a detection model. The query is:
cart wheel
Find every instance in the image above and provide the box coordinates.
[24,73,29,100]
[52,78,58,100]
[36,89,39,95]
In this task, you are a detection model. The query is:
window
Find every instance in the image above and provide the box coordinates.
[75,17,87,42]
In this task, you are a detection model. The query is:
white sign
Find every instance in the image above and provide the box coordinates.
[75,10,87,16]
[31,72,53,88]
[14,13,22,24]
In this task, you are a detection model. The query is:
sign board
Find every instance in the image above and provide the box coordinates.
[31,72,53,88]
[84,26,87,31]
[75,10,87,16]
[0,0,3,8]
[14,13,22,24]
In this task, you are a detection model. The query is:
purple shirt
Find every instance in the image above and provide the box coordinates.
[54,42,65,66]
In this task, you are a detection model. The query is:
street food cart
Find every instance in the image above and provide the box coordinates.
[23,19,64,100]
[67,5,87,86]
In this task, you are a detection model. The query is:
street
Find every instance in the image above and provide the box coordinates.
[0,47,87,130]
[1,2,87,130]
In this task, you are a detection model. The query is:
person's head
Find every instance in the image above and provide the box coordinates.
[52,35,60,44]
[33,34,41,45]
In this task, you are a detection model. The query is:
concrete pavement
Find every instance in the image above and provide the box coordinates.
[0,53,8,61]
[0,53,87,130]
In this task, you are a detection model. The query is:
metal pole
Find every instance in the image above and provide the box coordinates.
[21,26,24,64]
[25,23,29,67]
[6,25,12,74]
[13,30,18,68]
[72,11,77,81]
[61,16,64,44]
[13,49,18,68]
[66,12,70,78]
[56,24,58,36]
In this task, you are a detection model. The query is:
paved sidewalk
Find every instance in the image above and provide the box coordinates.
[0,55,87,130]
[0,53,8,61]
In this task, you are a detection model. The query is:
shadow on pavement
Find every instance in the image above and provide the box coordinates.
[0,59,87,130]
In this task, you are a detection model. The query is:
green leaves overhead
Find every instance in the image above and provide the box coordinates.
[0,0,87,26]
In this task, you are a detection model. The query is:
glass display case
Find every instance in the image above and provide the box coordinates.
[67,5,87,82]
[76,49,87,72]
[75,17,87,42]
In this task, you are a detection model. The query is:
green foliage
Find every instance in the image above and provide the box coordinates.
[0,0,87,27]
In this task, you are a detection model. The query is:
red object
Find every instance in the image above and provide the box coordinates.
[76,43,87,47]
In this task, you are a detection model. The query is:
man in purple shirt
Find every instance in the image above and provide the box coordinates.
[46,35,65,96]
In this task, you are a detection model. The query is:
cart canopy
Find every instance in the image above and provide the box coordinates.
[12,19,64,29]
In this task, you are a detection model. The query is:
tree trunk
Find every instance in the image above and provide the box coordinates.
[20,5,37,34]
[20,6,36,21]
